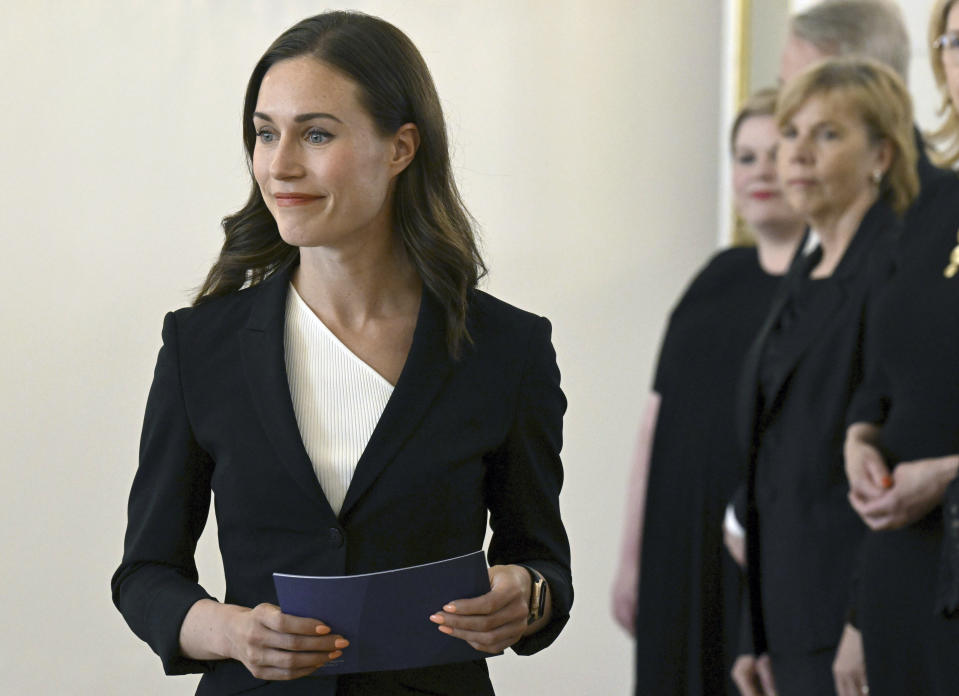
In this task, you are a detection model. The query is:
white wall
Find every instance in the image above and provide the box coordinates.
[0,2,722,693]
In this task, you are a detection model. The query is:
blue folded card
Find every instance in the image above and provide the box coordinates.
[273,550,493,674]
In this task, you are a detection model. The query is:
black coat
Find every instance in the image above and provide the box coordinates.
[737,203,898,655]
[111,268,572,695]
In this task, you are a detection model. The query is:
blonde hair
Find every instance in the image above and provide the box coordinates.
[791,0,910,82]
[928,0,959,168]
[730,87,779,152]
[776,57,918,215]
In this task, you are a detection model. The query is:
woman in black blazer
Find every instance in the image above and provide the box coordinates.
[111,12,572,696]
[836,6,959,690]
[731,59,918,696]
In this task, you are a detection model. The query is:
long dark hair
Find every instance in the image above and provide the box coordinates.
[195,11,486,356]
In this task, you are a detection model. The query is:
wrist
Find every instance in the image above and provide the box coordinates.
[515,564,547,626]
[204,601,249,662]
[180,599,241,662]
[936,455,959,486]
[846,422,880,447]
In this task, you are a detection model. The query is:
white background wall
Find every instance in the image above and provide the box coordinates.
[2,1,945,693]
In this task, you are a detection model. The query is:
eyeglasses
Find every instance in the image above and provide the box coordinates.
[933,32,959,65]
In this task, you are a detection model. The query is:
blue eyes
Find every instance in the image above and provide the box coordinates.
[306,128,330,144]
[255,128,277,143]
[254,128,332,145]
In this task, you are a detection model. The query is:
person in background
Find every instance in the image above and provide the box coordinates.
[928,0,959,168]
[111,11,572,695]
[730,1,959,690]
[779,0,909,87]
[837,3,959,693]
[730,58,918,696]
[777,0,952,203]
[611,87,805,696]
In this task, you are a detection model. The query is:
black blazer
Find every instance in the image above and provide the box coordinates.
[737,203,898,655]
[111,268,573,696]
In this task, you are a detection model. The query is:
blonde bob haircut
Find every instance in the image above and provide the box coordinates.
[776,57,919,215]
[928,0,959,168]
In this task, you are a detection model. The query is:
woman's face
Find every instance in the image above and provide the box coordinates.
[942,2,959,113]
[777,93,889,225]
[252,56,412,250]
[732,115,799,230]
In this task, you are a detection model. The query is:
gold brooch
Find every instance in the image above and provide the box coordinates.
[946,228,959,278]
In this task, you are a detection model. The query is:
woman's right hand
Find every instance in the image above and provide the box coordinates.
[180,599,347,680]
[731,653,777,696]
[844,422,891,511]
[225,603,348,680]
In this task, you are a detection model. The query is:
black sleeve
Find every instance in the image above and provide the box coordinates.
[936,475,959,617]
[737,598,755,656]
[111,312,215,675]
[846,233,897,427]
[844,543,866,629]
[484,317,572,655]
[731,484,747,528]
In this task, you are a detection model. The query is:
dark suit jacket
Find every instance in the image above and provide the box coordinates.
[111,268,573,696]
[737,203,898,656]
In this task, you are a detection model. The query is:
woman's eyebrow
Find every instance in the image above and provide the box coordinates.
[252,111,343,123]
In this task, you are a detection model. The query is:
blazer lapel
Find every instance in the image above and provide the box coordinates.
[338,290,453,521]
[754,203,891,412]
[736,253,801,455]
[239,268,335,515]
[757,259,841,411]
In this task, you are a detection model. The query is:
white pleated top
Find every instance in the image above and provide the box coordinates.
[284,284,394,515]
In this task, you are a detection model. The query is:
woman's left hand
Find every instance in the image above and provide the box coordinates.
[849,455,959,530]
[429,564,532,653]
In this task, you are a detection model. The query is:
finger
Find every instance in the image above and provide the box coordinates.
[848,491,877,521]
[268,610,336,637]
[867,513,902,531]
[840,674,867,696]
[440,587,513,618]
[756,654,777,696]
[731,664,762,696]
[265,629,348,653]
[248,646,342,678]
[436,621,521,653]
[248,649,343,681]
[863,454,892,490]
[834,672,853,696]
[848,492,899,530]
[250,665,324,681]
[431,603,525,634]
[852,491,898,519]
[849,476,884,500]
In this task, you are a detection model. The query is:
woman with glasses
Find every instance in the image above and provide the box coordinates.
[835,5,959,694]
[929,0,959,168]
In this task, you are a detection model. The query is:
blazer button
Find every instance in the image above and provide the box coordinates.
[327,527,345,548]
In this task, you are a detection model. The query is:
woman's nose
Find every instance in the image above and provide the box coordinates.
[269,138,305,179]
[788,135,813,163]
[759,153,778,178]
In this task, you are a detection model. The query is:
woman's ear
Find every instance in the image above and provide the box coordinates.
[875,137,894,177]
[391,123,420,176]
